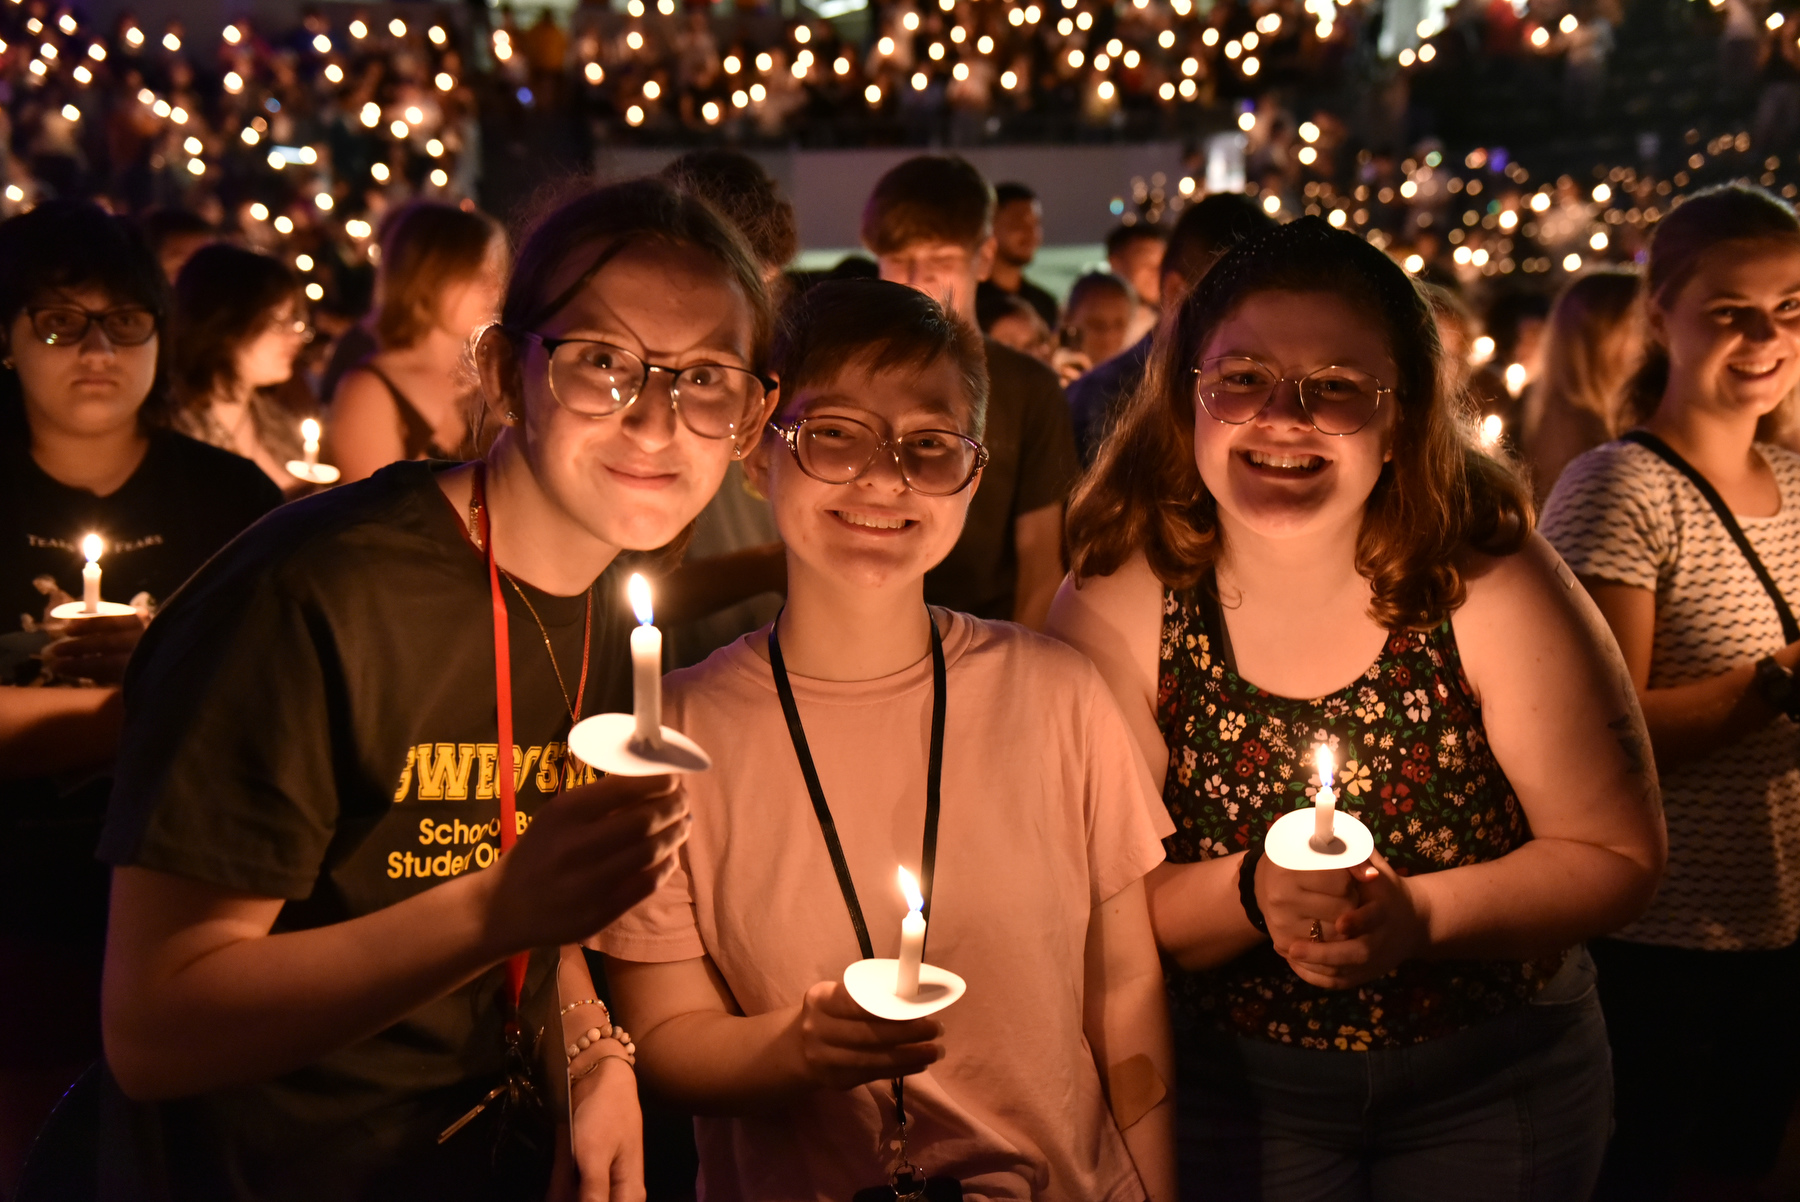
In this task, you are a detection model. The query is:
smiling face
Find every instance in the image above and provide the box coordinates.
[1652,237,1800,423]
[748,353,980,594]
[1192,289,1400,545]
[490,238,768,553]
[7,285,159,440]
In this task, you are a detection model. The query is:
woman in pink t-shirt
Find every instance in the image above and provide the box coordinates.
[600,280,1176,1201]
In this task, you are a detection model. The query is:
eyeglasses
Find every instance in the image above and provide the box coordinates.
[513,332,772,440]
[26,305,157,348]
[769,414,989,496]
[265,314,313,343]
[1194,355,1391,436]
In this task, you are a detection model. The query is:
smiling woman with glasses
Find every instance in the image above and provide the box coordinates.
[170,243,321,492]
[1050,217,1666,1201]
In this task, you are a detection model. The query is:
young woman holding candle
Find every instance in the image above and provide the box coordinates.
[600,279,1177,1202]
[170,242,319,494]
[329,202,506,482]
[1540,184,1800,1201]
[0,200,281,1193]
[94,178,775,1200]
[1048,218,1666,1200]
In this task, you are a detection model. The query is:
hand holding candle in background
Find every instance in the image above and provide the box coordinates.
[896,867,926,999]
[628,573,663,749]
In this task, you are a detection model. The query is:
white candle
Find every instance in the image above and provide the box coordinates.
[628,573,661,747]
[301,418,321,467]
[896,867,926,998]
[1311,743,1337,851]
[81,533,103,614]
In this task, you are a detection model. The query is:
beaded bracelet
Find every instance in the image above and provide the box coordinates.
[567,1026,637,1064]
[559,997,610,1021]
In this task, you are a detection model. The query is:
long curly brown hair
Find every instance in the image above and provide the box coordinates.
[1067,217,1533,631]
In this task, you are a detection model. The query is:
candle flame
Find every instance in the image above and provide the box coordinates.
[1479,414,1503,447]
[1315,742,1335,788]
[628,572,654,626]
[897,866,924,913]
[301,417,321,443]
[82,533,103,563]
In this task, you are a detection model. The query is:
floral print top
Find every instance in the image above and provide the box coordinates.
[1158,584,1564,1050]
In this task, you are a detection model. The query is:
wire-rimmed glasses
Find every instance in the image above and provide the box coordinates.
[1193,355,1391,436]
[769,413,989,496]
[512,331,773,440]
[26,305,157,347]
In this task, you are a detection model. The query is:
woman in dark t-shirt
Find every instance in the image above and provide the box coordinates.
[96,179,778,1200]
[1049,219,1666,1199]
[0,201,281,1192]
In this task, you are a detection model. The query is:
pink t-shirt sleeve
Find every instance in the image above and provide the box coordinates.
[1077,660,1170,906]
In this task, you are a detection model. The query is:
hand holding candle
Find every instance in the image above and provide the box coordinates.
[1311,743,1338,852]
[895,867,926,999]
[81,533,103,614]
[628,573,662,749]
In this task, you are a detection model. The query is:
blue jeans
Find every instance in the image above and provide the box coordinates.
[1176,949,1611,1201]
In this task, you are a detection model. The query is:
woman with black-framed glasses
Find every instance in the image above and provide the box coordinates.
[0,201,282,1192]
[1049,218,1665,1200]
[601,278,1177,1201]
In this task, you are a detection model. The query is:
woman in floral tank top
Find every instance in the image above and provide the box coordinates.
[1051,219,1666,1200]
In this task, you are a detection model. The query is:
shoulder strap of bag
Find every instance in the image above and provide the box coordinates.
[1622,429,1800,643]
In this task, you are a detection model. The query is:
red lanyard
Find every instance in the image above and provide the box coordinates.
[473,464,591,1007]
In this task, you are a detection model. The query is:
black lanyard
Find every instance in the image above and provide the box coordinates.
[767,609,947,961]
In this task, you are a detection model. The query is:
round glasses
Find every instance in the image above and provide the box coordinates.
[27,305,157,348]
[770,414,989,496]
[1194,356,1391,436]
[515,332,772,440]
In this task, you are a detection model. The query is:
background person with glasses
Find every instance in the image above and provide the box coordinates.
[0,201,281,1194]
[602,278,1176,1202]
[171,243,323,494]
[1049,218,1665,1200]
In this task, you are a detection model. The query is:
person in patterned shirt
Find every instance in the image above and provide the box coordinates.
[1049,217,1665,1201]
[1541,184,1800,1202]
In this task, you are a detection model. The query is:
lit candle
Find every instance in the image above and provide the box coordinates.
[1311,743,1337,852]
[81,533,103,613]
[301,417,321,467]
[896,867,926,998]
[628,573,661,748]
[1479,413,1503,449]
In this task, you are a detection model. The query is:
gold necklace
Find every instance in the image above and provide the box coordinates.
[471,484,588,724]
[500,570,586,723]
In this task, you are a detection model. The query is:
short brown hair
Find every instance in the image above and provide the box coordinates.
[374,202,502,349]
[772,279,989,439]
[861,156,994,256]
[661,149,798,275]
[171,243,303,407]
[1068,217,1532,631]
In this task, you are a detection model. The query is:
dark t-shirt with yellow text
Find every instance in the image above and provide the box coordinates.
[98,460,634,1201]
